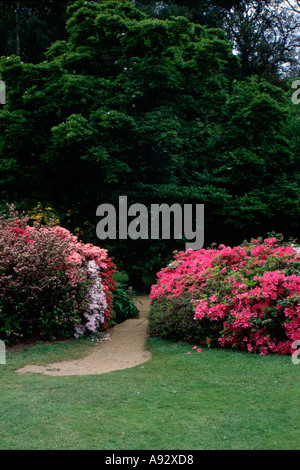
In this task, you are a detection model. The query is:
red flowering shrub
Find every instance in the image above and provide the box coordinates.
[0,206,116,344]
[149,237,300,355]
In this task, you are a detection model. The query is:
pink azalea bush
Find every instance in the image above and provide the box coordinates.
[149,237,300,355]
[0,205,116,344]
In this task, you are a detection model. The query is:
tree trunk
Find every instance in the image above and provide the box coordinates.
[16,1,20,57]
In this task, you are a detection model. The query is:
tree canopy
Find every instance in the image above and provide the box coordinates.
[0,0,299,285]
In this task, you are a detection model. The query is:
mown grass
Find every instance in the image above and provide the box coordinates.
[0,337,299,450]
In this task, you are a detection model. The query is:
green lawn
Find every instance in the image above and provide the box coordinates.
[0,337,299,450]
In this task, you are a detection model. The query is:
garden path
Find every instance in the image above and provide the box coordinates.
[17,295,151,376]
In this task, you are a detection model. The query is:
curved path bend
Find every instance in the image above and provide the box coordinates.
[17,296,151,377]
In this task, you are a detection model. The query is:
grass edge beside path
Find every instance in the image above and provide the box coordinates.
[0,337,299,450]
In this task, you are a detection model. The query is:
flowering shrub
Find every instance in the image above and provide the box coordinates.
[29,202,60,227]
[149,237,300,355]
[74,260,108,338]
[0,205,116,343]
[48,224,117,334]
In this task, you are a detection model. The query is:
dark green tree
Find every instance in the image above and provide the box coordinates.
[0,0,73,63]
[136,0,300,82]
[0,0,299,286]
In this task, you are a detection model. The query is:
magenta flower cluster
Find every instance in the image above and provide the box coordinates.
[150,237,300,355]
[0,205,116,343]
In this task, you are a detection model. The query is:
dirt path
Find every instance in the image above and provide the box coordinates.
[17,295,151,377]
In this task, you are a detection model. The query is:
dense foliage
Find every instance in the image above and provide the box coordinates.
[2,1,299,79]
[0,0,72,63]
[1,0,299,285]
[111,283,140,325]
[148,237,300,355]
[0,205,117,344]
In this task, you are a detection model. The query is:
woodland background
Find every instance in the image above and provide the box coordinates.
[1,0,300,287]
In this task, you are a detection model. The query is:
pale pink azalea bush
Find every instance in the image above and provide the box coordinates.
[0,205,116,343]
[74,260,108,339]
[149,237,300,355]
[46,224,117,334]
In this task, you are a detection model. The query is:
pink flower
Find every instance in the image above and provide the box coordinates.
[150,236,300,356]
[197,348,203,353]
[67,251,82,265]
